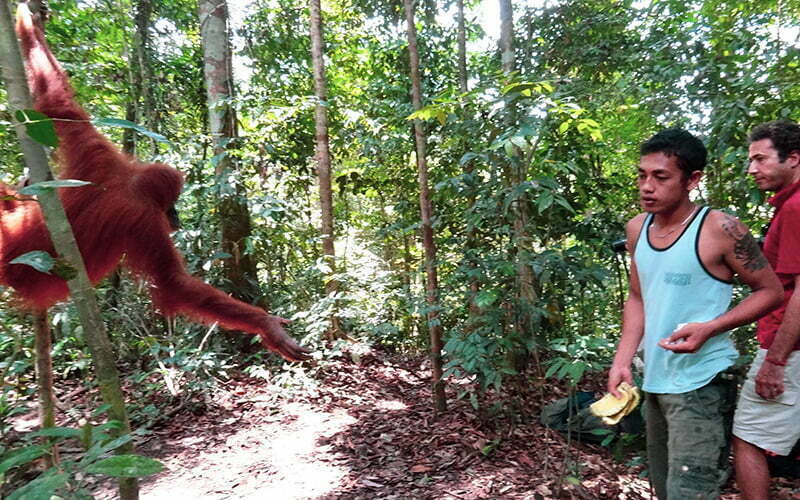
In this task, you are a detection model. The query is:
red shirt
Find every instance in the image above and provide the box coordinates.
[757,181,800,350]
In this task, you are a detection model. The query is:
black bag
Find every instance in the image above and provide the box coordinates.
[540,391,643,443]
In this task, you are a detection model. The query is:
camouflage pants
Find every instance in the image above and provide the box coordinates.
[645,376,737,499]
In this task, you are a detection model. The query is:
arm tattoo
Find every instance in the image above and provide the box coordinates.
[721,215,769,271]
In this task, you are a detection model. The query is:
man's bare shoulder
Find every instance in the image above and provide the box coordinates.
[704,209,745,237]
[623,213,648,253]
[705,209,769,272]
[625,213,648,235]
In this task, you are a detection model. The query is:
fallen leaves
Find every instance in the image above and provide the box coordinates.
[50,346,800,499]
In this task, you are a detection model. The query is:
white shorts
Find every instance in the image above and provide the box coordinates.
[733,348,800,455]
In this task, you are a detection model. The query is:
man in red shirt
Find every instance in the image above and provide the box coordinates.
[734,120,800,499]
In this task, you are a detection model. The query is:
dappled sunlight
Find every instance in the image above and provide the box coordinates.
[373,399,408,410]
[135,402,357,499]
[258,403,356,499]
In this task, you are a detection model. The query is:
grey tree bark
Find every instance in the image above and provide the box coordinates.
[309,0,342,339]
[33,311,58,467]
[499,0,539,371]
[123,0,153,154]
[457,0,468,94]
[199,0,260,305]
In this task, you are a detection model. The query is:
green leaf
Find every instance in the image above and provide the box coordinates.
[474,290,498,309]
[9,251,54,274]
[8,471,69,500]
[0,446,46,475]
[81,433,134,464]
[94,118,170,144]
[92,403,113,418]
[545,362,561,378]
[29,427,82,439]
[509,135,528,149]
[555,196,574,213]
[86,455,164,478]
[20,179,91,196]
[459,152,479,166]
[210,152,227,168]
[537,191,554,213]
[15,109,58,147]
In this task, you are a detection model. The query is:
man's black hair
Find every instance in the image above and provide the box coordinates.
[640,128,707,178]
[749,120,800,161]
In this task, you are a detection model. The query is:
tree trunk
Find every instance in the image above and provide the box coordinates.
[33,311,58,467]
[198,0,260,304]
[456,0,480,319]
[116,0,152,315]
[403,0,446,413]
[123,0,151,154]
[135,0,156,152]
[122,50,140,154]
[499,0,538,370]
[456,0,468,94]
[402,234,415,337]
[0,5,138,498]
[309,0,342,340]
[499,0,515,74]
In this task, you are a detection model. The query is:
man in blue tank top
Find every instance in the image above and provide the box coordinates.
[606,129,782,499]
[733,120,800,499]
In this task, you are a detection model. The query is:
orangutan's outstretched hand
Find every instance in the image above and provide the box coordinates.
[261,315,311,362]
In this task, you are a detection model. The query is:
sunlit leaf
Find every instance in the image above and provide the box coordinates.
[29,427,82,439]
[15,109,58,147]
[9,251,54,274]
[94,118,170,144]
[86,455,164,478]
[20,179,91,196]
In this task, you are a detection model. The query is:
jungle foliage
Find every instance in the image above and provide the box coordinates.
[1,0,799,427]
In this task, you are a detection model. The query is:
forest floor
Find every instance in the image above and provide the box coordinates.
[8,346,800,499]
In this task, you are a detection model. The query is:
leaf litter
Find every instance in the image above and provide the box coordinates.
[12,346,800,499]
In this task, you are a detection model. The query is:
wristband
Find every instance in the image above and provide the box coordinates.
[765,357,788,367]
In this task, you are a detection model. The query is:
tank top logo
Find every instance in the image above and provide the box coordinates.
[664,272,692,286]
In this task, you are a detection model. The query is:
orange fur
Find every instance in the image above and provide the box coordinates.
[1,5,307,361]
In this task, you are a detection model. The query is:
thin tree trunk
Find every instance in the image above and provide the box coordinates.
[456,0,480,319]
[402,234,414,337]
[33,311,58,467]
[122,0,150,153]
[122,67,139,153]
[309,0,342,340]
[199,0,260,303]
[456,0,468,94]
[499,0,515,74]
[0,5,138,498]
[403,0,446,412]
[499,0,538,371]
[135,0,156,152]
[116,0,150,314]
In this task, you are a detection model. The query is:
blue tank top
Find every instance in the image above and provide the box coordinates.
[634,206,738,394]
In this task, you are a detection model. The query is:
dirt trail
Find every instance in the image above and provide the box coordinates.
[49,349,800,498]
